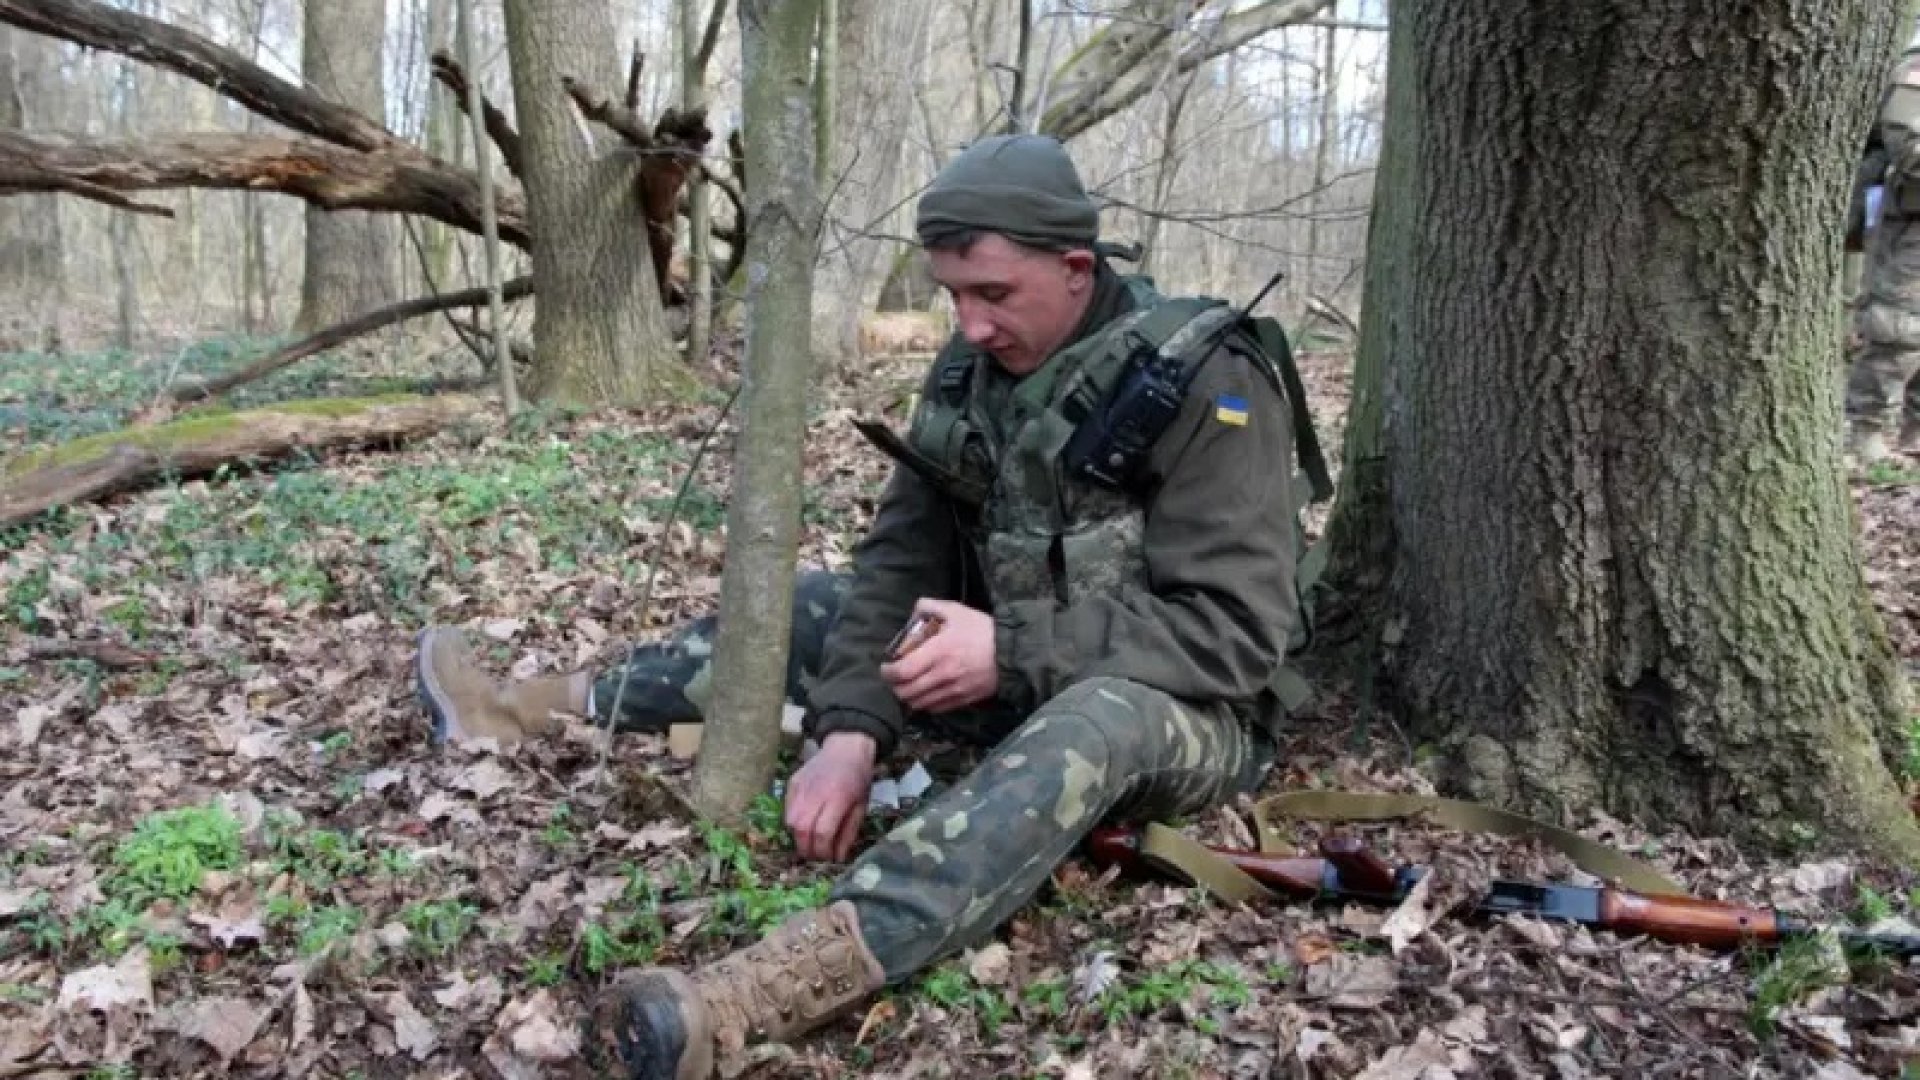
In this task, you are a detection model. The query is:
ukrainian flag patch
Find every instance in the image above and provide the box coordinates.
[1214,393,1249,427]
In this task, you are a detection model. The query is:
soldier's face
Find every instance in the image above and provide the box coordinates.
[929,234,1096,376]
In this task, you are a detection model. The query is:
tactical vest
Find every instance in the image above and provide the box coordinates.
[877,280,1331,691]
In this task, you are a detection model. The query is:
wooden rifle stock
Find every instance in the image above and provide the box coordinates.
[1085,826,1920,958]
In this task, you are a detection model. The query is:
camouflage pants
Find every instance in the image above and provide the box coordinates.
[587,571,852,733]
[1848,213,1920,438]
[592,571,1270,984]
[832,679,1265,983]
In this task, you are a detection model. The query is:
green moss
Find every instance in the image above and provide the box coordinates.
[5,394,430,478]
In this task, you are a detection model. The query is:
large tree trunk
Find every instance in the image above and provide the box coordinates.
[295,0,395,331]
[692,0,820,822]
[501,0,668,405]
[1332,1,1920,860]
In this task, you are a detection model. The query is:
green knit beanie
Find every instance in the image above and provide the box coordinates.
[915,134,1100,250]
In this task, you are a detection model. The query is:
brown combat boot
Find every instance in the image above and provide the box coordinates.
[590,900,885,1079]
[414,628,587,745]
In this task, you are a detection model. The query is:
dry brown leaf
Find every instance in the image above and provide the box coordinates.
[57,947,153,1014]
[1378,872,1440,954]
[1292,933,1337,967]
[1354,1028,1456,1080]
[1302,951,1397,1009]
[495,991,579,1061]
[371,991,438,1061]
[192,899,266,949]
[454,759,515,800]
[967,942,1011,987]
[15,703,52,747]
[854,1000,895,1046]
[155,996,267,1060]
[0,1012,51,1071]
[289,984,315,1051]
[434,972,504,1015]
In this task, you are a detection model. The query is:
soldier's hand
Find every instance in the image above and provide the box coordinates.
[880,599,998,714]
[786,732,876,862]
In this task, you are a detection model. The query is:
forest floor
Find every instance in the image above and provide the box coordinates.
[2,328,1919,1080]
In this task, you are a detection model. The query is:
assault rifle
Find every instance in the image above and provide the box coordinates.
[1085,826,1920,958]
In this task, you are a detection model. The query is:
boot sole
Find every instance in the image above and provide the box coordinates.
[414,629,457,746]
[596,969,710,1080]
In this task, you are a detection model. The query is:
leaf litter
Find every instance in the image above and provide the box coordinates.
[0,342,1914,1078]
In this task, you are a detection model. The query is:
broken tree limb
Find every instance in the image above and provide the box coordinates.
[168,275,534,403]
[0,0,399,153]
[42,174,175,217]
[0,130,530,247]
[430,49,523,178]
[563,75,656,149]
[0,395,488,530]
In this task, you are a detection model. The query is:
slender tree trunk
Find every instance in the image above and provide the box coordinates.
[812,0,835,192]
[295,0,396,331]
[459,0,520,416]
[422,0,462,290]
[1304,18,1337,302]
[501,0,670,404]
[0,26,62,350]
[1331,0,1920,860]
[681,0,717,365]
[692,0,820,822]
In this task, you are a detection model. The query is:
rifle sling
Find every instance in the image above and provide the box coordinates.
[1144,791,1684,903]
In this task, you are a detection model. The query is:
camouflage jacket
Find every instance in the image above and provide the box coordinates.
[807,267,1302,760]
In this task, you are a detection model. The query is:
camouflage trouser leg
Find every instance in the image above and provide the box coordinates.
[588,571,852,733]
[829,676,1269,984]
[1848,213,1920,437]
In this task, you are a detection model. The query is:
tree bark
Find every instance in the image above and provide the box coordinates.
[296,0,395,330]
[501,0,668,405]
[1,395,486,530]
[1332,0,1920,859]
[692,0,820,823]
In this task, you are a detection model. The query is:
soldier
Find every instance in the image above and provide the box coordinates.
[1847,32,1920,463]
[420,134,1320,1079]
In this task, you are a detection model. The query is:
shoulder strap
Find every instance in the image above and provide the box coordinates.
[1138,791,1687,905]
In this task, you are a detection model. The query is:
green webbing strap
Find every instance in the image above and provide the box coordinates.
[1137,822,1276,905]
[1250,317,1333,504]
[1143,791,1686,905]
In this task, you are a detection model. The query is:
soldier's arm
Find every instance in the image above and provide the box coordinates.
[806,375,964,761]
[992,349,1300,713]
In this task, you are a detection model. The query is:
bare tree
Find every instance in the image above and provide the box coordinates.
[0,25,63,350]
[1321,0,1920,860]
[295,0,396,330]
[692,0,820,821]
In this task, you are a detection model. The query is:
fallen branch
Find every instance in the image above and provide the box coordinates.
[430,49,523,177]
[1,395,489,529]
[0,131,530,247]
[168,275,533,403]
[25,637,157,670]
